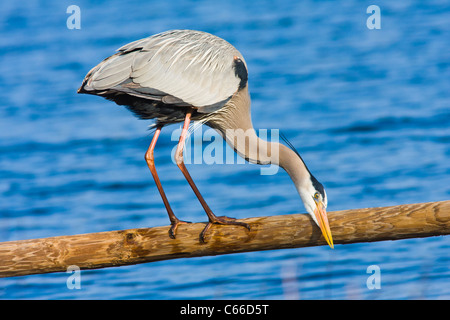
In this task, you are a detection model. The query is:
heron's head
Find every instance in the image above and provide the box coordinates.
[278,133,334,248]
[298,175,334,249]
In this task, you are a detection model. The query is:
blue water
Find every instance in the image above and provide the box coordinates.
[1,0,449,299]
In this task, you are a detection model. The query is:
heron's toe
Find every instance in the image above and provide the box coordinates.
[168,219,191,239]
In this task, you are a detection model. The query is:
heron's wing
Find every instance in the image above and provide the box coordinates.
[80,30,246,113]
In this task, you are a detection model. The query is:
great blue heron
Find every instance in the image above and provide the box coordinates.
[78,29,333,247]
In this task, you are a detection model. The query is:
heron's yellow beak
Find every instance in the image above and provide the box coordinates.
[314,201,334,249]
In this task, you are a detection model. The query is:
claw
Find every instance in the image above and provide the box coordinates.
[168,219,191,239]
[199,216,250,243]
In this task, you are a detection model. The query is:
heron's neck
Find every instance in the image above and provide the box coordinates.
[208,87,310,185]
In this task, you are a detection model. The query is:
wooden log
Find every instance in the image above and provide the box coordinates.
[0,200,449,278]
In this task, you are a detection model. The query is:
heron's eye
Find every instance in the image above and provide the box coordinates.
[314,192,320,200]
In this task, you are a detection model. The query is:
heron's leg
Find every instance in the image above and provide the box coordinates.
[175,110,250,243]
[145,125,190,239]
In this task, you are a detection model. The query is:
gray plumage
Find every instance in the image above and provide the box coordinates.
[78,29,248,125]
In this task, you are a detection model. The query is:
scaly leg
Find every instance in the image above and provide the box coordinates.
[174,109,250,243]
[145,125,190,239]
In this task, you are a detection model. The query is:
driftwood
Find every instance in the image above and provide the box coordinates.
[0,200,449,278]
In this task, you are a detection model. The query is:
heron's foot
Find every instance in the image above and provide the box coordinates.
[199,215,250,243]
[168,219,191,239]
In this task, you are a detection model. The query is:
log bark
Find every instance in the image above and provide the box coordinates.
[0,200,449,278]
